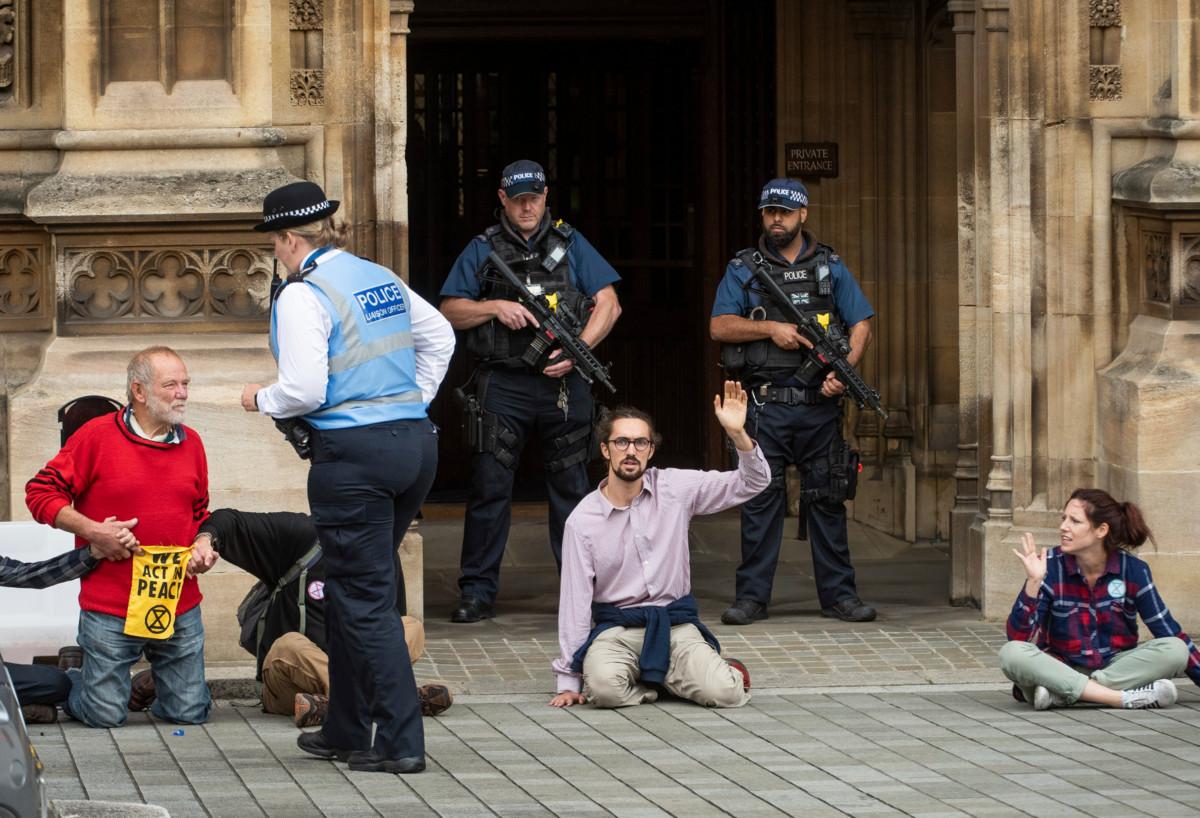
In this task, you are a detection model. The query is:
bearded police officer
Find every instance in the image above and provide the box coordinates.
[439,160,621,623]
[710,178,877,625]
[241,181,454,774]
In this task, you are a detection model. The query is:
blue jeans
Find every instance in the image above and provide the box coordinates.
[64,606,211,728]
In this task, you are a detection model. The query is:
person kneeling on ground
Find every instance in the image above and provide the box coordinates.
[25,346,213,728]
[1,545,104,723]
[1000,488,1200,710]
[187,508,451,726]
[549,382,770,709]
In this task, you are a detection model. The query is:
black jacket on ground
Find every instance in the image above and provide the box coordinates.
[199,508,403,678]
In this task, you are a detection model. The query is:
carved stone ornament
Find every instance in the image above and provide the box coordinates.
[1090,65,1122,101]
[289,0,323,31]
[1182,235,1200,306]
[1144,231,1169,304]
[1089,0,1121,28]
[1,0,15,99]
[63,245,271,325]
[0,245,40,316]
[290,68,324,105]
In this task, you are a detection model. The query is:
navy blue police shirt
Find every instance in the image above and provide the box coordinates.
[440,227,620,300]
[710,238,874,388]
[710,238,873,324]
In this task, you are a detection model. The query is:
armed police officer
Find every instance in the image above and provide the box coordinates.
[241,181,454,774]
[710,178,878,625]
[439,160,621,623]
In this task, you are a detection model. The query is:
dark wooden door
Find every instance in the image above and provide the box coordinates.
[408,41,706,498]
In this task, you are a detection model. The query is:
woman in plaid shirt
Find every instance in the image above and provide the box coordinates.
[1000,488,1200,710]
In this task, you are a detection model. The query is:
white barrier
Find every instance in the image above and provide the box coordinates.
[0,523,81,663]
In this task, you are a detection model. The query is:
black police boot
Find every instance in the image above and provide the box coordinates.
[720,600,769,626]
[347,749,426,774]
[820,597,877,622]
[450,597,495,623]
[297,730,354,761]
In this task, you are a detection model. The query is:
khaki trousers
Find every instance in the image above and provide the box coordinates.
[999,637,1189,705]
[582,624,749,709]
[261,615,425,715]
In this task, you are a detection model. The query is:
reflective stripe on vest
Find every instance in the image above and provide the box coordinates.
[269,252,426,430]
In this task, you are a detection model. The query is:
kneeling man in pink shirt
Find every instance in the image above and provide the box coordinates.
[550,381,770,709]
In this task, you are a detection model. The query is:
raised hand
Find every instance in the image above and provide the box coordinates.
[713,381,754,452]
[713,380,748,432]
[1012,532,1048,591]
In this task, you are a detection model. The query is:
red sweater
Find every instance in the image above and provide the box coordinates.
[25,410,209,618]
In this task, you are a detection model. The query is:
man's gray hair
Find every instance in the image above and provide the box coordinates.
[126,345,181,404]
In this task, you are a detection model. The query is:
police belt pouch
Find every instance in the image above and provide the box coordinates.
[125,544,192,639]
[275,416,314,460]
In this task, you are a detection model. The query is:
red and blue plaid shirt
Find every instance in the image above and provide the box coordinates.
[1007,547,1200,687]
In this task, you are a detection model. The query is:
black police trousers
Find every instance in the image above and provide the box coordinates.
[736,398,859,609]
[458,369,592,606]
[307,417,437,759]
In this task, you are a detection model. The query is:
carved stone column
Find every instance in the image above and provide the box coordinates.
[980,0,1013,525]
[948,0,983,604]
[374,0,414,279]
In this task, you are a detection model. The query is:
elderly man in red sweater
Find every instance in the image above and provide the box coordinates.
[25,345,214,728]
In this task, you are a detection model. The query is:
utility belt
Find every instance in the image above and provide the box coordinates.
[454,369,593,473]
[752,384,826,407]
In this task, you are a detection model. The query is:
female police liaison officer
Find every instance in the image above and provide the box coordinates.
[241,181,455,773]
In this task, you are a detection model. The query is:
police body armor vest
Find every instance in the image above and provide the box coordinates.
[720,245,844,385]
[466,219,589,370]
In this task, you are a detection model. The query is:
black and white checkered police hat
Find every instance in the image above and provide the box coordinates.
[254,181,340,232]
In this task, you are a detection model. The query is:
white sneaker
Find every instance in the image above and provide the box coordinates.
[1121,679,1178,709]
[1032,685,1068,711]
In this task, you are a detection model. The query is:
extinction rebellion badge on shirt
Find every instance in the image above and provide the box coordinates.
[124,545,192,640]
[354,281,408,323]
[1107,578,1126,599]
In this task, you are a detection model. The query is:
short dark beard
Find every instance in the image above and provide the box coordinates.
[611,459,647,483]
[765,223,801,251]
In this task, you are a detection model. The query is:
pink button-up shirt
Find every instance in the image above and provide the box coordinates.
[553,445,771,692]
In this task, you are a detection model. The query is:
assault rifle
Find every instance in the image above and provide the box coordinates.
[745,252,888,420]
[484,251,617,394]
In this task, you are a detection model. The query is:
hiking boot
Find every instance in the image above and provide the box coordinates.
[418,684,453,717]
[21,704,58,724]
[294,692,328,728]
[1032,685,1069,711]
[720,600,768,626]
[725,658,751,691]
[1121,679,1177,710]
[58,645,84,671]
[821,597,877,622]
[128,669,156,711]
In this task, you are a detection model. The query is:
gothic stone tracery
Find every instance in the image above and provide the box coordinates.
[62,245,272,328]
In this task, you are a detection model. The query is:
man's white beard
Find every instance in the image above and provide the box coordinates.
[147,393,185,427]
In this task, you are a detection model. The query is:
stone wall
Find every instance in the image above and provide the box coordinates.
[774,0,961,550]
[0,1,421,660]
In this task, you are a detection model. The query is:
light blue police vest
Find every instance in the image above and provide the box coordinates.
[269,251,426,430]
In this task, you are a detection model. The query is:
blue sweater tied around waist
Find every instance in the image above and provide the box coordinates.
[570,594,720,685]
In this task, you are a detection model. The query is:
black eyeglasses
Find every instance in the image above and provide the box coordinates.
[607,437,652,452]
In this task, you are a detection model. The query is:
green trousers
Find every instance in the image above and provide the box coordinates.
[999,637,1189,705]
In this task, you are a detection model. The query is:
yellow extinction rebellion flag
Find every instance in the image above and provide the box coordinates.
[124,545,192,639]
